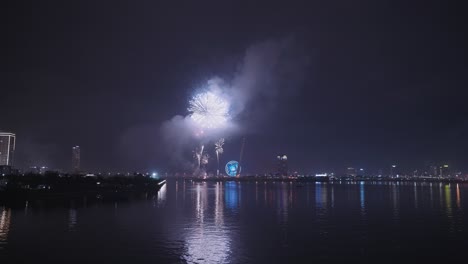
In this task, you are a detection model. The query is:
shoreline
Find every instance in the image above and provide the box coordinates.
[0,177,166,202]
[175,176,467,184]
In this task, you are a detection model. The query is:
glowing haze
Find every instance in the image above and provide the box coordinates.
[158,37,308,170]
[188,91,230,129]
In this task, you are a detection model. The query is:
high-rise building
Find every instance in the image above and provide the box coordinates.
[72,146,80,172]
[377,169,383,177]
[440,164,449,178]
[346,167,357,177]
[390,165,397,177]
[0,132,16,166]
[276,154,288,176]
[429,165,438,177]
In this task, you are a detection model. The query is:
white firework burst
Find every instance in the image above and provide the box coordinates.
[215,138,225,176]
[188,91,230,129]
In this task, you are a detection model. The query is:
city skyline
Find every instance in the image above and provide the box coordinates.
[0,130,465,176]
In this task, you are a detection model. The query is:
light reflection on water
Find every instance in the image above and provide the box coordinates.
[360,182,365,214]
[183,182,231,264]
[414,182,418,209]
[68,208,77,231]
[0,207,11,250]
[157,183,167,207]
[277,182,290,225]
[391,182,400,222]
[225,182,239,210]
[0,180,467,263]
[214,182,224,226]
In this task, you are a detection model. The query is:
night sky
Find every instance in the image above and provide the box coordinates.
[1,0,467,173]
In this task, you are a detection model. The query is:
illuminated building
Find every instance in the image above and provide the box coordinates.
[72,146,80,172]
[390,165,397,177]
[430,165,438,177]
[277,154,288,176]
[440,164,449,178]
[377,169,383,177]
[346,167,357,177]
[29,166,48,175]
[0,132,15,166]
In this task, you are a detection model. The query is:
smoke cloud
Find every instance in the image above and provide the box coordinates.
[161,37,309,168]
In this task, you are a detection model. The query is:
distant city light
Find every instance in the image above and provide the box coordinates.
[277,155,287,161]
[225,161,240,177]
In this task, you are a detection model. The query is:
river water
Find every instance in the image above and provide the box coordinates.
[1,180,467,263]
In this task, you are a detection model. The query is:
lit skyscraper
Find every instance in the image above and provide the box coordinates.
[72,146,80,172]
[0,132,16,166]
[390,164,397,177]
[346,167,357,177]
[276,154,288,176]
[440,164,449,178]
[430,165,438,177]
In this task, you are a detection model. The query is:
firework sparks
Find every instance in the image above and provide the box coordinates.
[215,138,225,155]
[214,138,225,176]
[201,153,210,165]
[188,91,230,129]
[193,145,205,168]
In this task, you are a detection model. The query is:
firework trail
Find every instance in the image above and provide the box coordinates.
[193,150,200,168]
[215,138,225,176]
[193,144,205,169]
[199,145,205,168]
[188,91,230,129]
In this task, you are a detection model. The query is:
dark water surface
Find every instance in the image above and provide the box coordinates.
[1,180,467,263]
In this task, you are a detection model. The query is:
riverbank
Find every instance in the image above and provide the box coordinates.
[179,176,467,184]
[0,174,166,202]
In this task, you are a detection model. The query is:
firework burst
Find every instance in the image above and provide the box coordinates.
[188,91,230,129]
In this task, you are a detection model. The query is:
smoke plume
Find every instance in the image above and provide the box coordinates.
[155,37,308,168]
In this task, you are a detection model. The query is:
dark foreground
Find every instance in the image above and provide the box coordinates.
[1,179,467,263]
[0,175,164,203]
